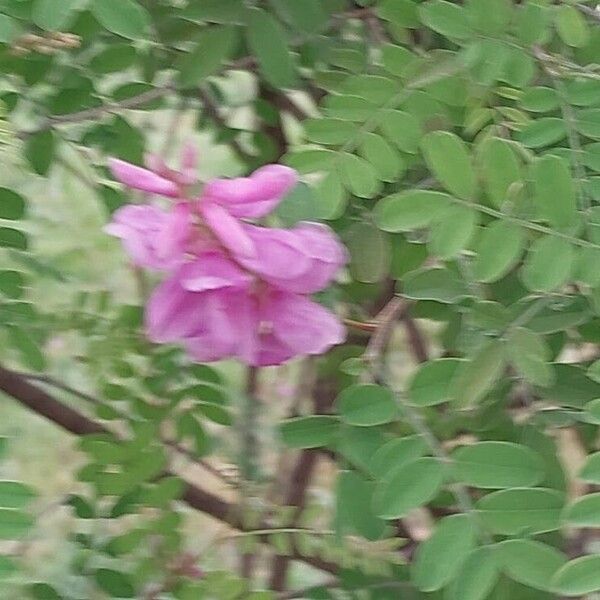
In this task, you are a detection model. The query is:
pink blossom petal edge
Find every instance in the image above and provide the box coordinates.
[203,164,298,218]
[104,204,188,270]
[109,158,180,198]
[199,201,256,259]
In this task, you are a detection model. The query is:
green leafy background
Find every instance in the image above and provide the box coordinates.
[0,0,600,598]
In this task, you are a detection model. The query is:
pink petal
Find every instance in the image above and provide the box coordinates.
[204,164,298,218]
[185,291,258,364]
[145,275,211,343]
[238,224,310,280]
[200,201,256,259]
[179,254,252,292]
[262,223,347,293]
[106,204,184,270]
[109,158,180,197]
[181,141,199,172]
[265,291,345,357]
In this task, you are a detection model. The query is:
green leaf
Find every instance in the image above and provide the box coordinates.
[577,108,600,139]
[323,95,375,121]
[382,44,417,77]
[247,8,296,88]
[32,0,77,30]
[403,267,468,303]
[0,271,24,299]
[466,0,512,36]
[377,0,419,28]
[180,0,247,25]
[369,435,428,478]
[422,131,476,199]
[507,327,555,387]
[373,457,445,519]
[476,488,564,534]
[343,74,396,105]
[450,339,506,408]
[94,568,136,598]
[379,110,422,153]
[25,130,55,176]
[269,0,325,33]
[408,358,462,406]
[359,133,404,182]
[28,583,62,600]
[68,494,95,519]
[336,471,386,540]
[539,364,600,408]
[473,221,526,282]
[315,171,347,219]
[419,0,472,39]
[304,118,356,145]
[0,189,25,220]
[520,86,560,113]
[0,481,35,509]
[447,547,499,600]
[564,492,600,527]
[479,137,522,207]
[412,514,477,592]
[338,152,382,198]
[7,326,45,371]
[429,205,477,259]
[374,190,451,232]
[565,79,600,107]
[0,556,16,580]
[337,426,385,474]
[515,118,567,148]
[346,221,390,283]
[0,14,20,43]
[578,451,600,483]
[533,155,577,230]
[92,0,151,39]
[279,416,339,449]
[91,45,137,74]
[274,183,318,226]
[496,539,567,591]
[555,5,589,48]
[552,555,600,597]
[390,237,428,278]
[0,509,33,539]
[452,441,545,488]
[516,2,550,45]
[337,384,397,427]
[522,236,574,292]
[177,26,237,87]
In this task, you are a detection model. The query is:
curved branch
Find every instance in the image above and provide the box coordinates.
[0,364,336,574]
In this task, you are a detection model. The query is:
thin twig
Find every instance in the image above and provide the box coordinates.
[577,3,600,24]
[19,86,173,138]
[0,364,337,574]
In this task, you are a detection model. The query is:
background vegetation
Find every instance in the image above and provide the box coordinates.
[0,0,600,598]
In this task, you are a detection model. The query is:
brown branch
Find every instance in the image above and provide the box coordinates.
[0,364,336,574]
[268,92,310,121]
[400,310,429,364]
[269,376,337,591]
[19,86,173,138]
[259,83,288,162]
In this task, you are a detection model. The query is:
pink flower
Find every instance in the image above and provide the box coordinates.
[104,203,192,270]
[106,145,347,367]
[237,222,348,293]
[146,262,345,366]
[109,143,198,198]
[203,164,298,218]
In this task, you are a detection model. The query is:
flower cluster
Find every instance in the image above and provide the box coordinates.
[105,145,347,366]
